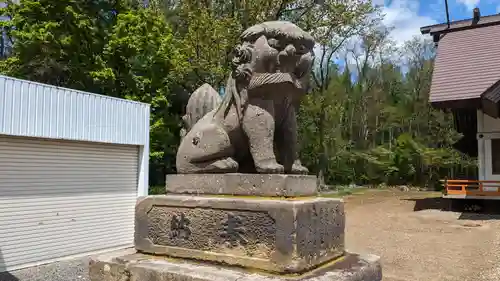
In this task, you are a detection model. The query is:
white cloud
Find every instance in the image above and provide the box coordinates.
[380,0,438,47]
[313,0,439,76]
[336,0,438,74]
[456,0,481,10]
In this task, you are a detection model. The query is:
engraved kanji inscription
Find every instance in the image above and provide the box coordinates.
[147,206,275,258]
[170,213,191,239]
[220,213,247,247]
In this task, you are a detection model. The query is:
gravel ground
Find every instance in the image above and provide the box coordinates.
[0,258,89,281]
[3,189,500,281]
[344,190,500,281]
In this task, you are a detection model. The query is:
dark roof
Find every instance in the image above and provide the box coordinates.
[421,13,500,36]
[483,80,500,103]
[481,79,500,118]
[421,12,500,117]
[429,24,500,104]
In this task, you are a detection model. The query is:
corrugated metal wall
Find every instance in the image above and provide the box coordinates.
[0,75,150,146]
[0,75,151,271]
[0,135,138,272]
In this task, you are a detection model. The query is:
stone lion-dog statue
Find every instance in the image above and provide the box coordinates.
[177,21,315,174]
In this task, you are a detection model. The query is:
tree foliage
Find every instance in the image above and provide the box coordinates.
[299,34,476,188]
[0,0,189,182]
[0,0,476,190]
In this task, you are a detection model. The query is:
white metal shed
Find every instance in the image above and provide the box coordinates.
[0,75,150,272]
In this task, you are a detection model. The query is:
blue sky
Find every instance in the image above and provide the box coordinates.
[375,0,500,45]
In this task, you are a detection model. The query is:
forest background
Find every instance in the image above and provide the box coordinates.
[0,0,477,191]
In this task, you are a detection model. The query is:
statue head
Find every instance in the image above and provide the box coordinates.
[240,21,315,87]
[214,21,316,123]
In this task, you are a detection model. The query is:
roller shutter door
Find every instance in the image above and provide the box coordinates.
[0,135,139,271]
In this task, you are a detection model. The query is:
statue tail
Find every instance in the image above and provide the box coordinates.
[181,83,222,137]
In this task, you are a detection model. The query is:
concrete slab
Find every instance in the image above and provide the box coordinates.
[89,249,382,281]
[135,195,344,273]
[165,173,318,197]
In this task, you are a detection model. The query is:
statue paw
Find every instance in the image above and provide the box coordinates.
[291,160,309,175]
[212,157,239,172]
[255,159,284,174]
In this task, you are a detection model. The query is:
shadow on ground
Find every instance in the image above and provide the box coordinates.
[0,248,20,281]
[406,197,446,211]
[0,272,20,281]
[403,196,500,221]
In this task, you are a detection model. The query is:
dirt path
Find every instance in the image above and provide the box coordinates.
[343,190,500,281]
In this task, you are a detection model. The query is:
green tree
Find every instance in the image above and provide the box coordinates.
[90,8,190,184]
[0,0,127,91]
[298,26,476,188]
[1,0,474,189]
[0,1,190,187]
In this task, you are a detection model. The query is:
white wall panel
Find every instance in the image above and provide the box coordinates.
[0,136,139,272]
[0,75,152,272]
[0,75,150,146]
[477,110,500,181]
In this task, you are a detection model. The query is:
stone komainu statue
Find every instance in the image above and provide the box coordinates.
[177,21,315,174]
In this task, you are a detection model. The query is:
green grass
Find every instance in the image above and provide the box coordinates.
[149,185,165,195]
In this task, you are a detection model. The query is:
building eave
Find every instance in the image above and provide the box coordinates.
[420,14,500,37]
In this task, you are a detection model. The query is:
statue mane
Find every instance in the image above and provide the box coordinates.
[214,21,314,124]
[240,21,315,50]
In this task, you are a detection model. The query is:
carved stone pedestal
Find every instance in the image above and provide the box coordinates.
[88,173,382,281]
[134,194,344,273]
[89,249,382,281]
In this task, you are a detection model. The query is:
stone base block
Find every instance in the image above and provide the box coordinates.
[166,173,319,197]
[89,249,382,281]
[135,195,344,274]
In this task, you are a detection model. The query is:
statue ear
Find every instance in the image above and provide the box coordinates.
[253,35,270,49]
